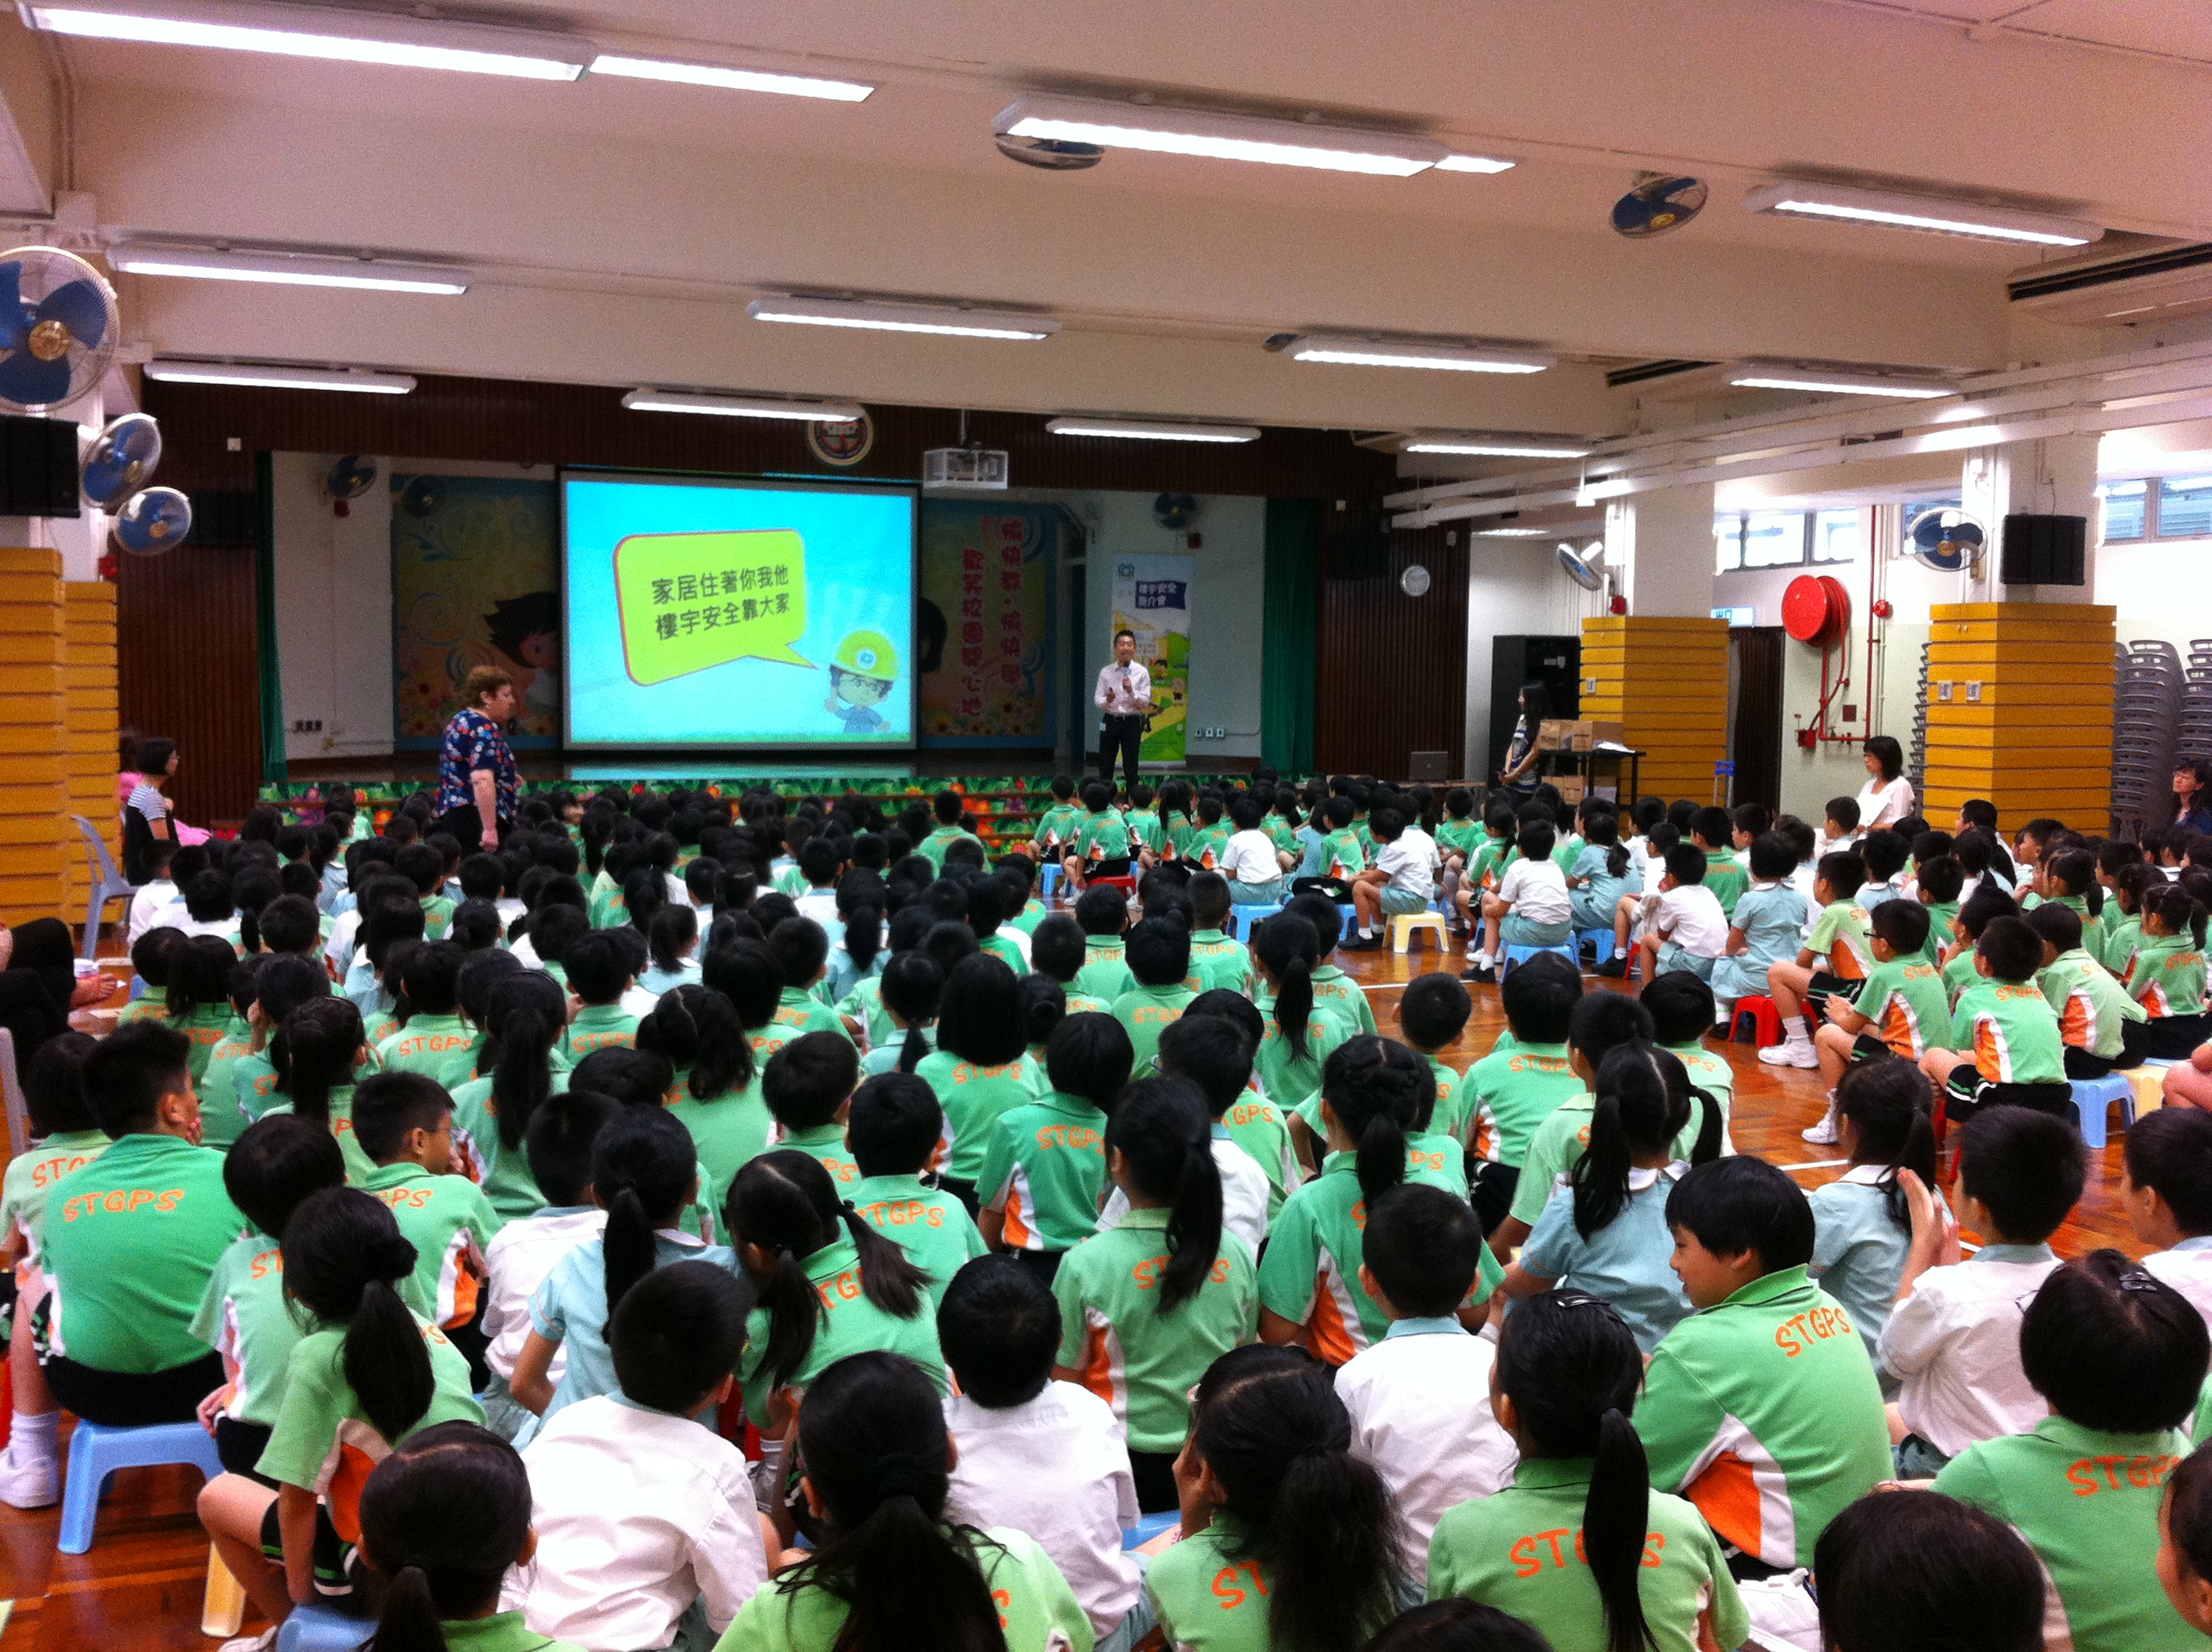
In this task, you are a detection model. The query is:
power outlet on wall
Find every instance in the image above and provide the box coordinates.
[289,718,323,733]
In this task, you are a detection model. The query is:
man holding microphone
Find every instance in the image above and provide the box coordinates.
[1094,627,1150,796]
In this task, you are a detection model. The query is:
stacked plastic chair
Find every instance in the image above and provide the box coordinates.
[1908,640,1932,805]
[2179,637,2212,766]
[2111,640,2182,838]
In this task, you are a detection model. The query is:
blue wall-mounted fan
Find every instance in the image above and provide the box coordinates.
[113,486,192,556]
[1612,174,1707,238]
[81,412,161,507]
[0,247,116,410]
[1907,507,1984,573]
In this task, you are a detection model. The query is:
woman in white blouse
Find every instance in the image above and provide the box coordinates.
[1854,736,1916,832]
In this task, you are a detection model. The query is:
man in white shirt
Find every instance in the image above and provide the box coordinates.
[1093,628,1152,797]
[511,1262,770,1651]
[1347,807,1437,951]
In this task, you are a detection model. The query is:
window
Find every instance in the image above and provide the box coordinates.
[1714,515,1743,573]
[1900,498,1963,558]
[1813,508,1864,564]
[1743,511,1810,568]
[2097,480,2146,542]
[2157,476,2212,540]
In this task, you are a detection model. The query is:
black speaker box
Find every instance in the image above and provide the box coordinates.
[0,415,79,517]
[2000,513,2087,586]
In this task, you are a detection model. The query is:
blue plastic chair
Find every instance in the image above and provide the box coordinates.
[1574,928,1615,967]
[1123,1510,1180,1550]
[276,1603,374,1652]
[1225,902,1283,942]
[1039,863,1064,903]
[57,1418,224,1555]
[1499,941,1576,981]
[2071,1073,2138,1150]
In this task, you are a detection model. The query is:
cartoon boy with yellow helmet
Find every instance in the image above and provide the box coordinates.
[825,629,899,734]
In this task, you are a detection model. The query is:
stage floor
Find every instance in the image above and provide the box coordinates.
[280,753,1263,786]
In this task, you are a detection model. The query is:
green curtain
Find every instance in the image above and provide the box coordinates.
[1260,497,1319,775]
[254,450,287,786]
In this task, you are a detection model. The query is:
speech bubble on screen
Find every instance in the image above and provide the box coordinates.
[614,529,811,685]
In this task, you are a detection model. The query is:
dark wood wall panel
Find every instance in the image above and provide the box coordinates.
[116,542,262,826]
[1313,526,1469,777]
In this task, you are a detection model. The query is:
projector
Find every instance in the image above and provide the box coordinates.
[923,445,1010,490]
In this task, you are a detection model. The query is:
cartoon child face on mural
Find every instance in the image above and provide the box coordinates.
[825,629,899,735]
[485,590,562,713]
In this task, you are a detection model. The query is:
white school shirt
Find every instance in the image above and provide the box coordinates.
[1497,856,1571,927]
[1878,1241,2061,1459]
[2143,1236,2212,1333]
[794,887,840,927]
[1334,1317,1518,1578]
[178,913,242,948]
[1655,884,1730,958]
[1375,838,1436,901]
[1789,863,1824,928]
[481,1205,606,1382]
[325,906,364,974]
[126,879,178,945]
[1220,828,1284,887]
[1628,835,1661,894]
[510,932,542,970]
[496,896,527,928]
[944,1383,1142,1638]
[509,1393,768,1651]
[1097,1131,1270,1256]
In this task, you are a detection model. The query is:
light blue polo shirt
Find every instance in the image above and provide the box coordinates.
[1809,1165,1928,1395]
[1519,1161,1693,1352]
[527,1229,736,1420]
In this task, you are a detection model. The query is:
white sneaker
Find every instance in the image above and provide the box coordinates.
[1801,1112,1841,1145]
[0,1441,57,1509]
[219,1629,280,1652]
[1758,1040,1819,1070]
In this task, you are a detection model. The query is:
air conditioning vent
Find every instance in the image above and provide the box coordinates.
[2009,243,2212,327]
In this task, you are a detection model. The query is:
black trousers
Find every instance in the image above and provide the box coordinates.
[1097,713,1144,794]
[429,805,509,853]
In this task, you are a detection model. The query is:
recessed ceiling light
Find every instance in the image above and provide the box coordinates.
[1435,154,1515,174]
[746,296,1060,340]
[26,0,591,79]
[1404,436,1591,457]
[1045,417,1260,444]
[143,359,416,393]
[108,242,472,294]
[995,95,1447,177]
[1743,181,2101,247]
[1727,364,1953,398]
[1290,334,1555,374]
[621,389,865,422]
[588,54,870,102]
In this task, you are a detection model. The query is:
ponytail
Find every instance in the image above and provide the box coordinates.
[486,971,564,1153]
[844,904,883,973]
[898,1022,930,1073]
[591,1109,698,1315]
[1253,916,1321,1062]
[880,953,943,1076]
[1320,1036,1424,1203]
[273,997,364,1128]
[368,1564,445,1652]
[622,865,667,935]
[636,983,754,1101]
[1574,1044,1709,1238]
[1277,958,1316,1061]
[2053,849,2104,919]
[282,1188,435,1447]
[1835,1059,1940,1229]
[646,903,697,975]
[360,1422,533,1652]
[2154,884,2209,949]
[2114,859,2152,915]
[1586,1408,1656,1652]
[1106,1079,1224,1312]
[841,1203,928,1317]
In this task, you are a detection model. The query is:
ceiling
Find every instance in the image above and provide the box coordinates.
[2,0,2209,437]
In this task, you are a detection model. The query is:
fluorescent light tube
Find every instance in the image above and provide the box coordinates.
[1405,436,1591,457]
[1473,527,1552,537]
[589,54,870,101]
[143,358,416,393]
[746,296,1058,340]
[622,389,864,422]
[1291,334,1554,374]
[27,0,591,78]
[1436,154,1515,174]
[995,94,1447,177]
[1743,181,2100,247]
[108,242,471,294]
[1046,417,1260,444]
[1727,364,1953,398]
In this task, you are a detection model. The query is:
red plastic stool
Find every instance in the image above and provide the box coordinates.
[1730,996,1782,1046]
[1091,875,1138,898]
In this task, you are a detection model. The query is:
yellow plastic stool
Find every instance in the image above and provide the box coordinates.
[1389,911,1449,955]
[202,1543,245,1638]
[2128,1066,2168,1118]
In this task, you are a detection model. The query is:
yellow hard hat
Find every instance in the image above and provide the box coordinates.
[834,629,899,679]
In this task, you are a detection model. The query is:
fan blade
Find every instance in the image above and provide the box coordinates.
[0,263,26,352]
[1952,522,1985,548]
[0,346,72,407]
[36,278,108,349]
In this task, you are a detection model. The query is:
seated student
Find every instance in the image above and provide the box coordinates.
[940,1257,1145,1652]
[2030,899,2147,1079]
[261,996,377,1183]
[1636,1155,1891,1574]
[1251,914,1354,1110]
[1508,1043,1723,1352]
[1347,807,1436,951]
[1935,1253,2210,1652]
[1685,806,1749,922]
[1146,1345,1406,1652]
[197,1187,483,1632]
[1336,1185,1516,1575]
[791,837,842,932]
[450,970,574,1225]
[561,932,643,1061]
[1286,892,1380,1035]
[1941,881,2020,998]
[1183,872,1254,996]
[1493,992,1658,1260]
[375,939,480,1091]
[1065,781,1137,891]
[1427,1289,1747,1652]
[1880,1106,2082,1475]
[1178,992,1300,1211]
[1760,850,1874,1069]
[127,838,182,946]
[1449,954,1584,1230]
[2131,886,2210,1060]
[1053,1077,1254,1515]
[1823,794,1864,855]
[1218,795,1291,912]
[1564,811,1636,958]
[1708,831,1807,1027]
[1913,852,1966,965]
[119,923,183,1028]
[1291,794,1367,904]
[638,902,703,998]
[2126,1107,2212,1331]
[1453,800,1520,934]
[2104,858,2153,977]
[2163,1445,2212,1637]
[1813,1490,2047,1652]
[979,1013,1132,1280]
[963,878,1028,979]
[479,1091,616,1440]
[515,1108,731,1421]
[397,841,455,941]
[721,1351,1090,1649]
[1119,1015,1271,1256]
[1638,970,1736,1126]
[513,1262,769,1652]
[352,1072,497,1339]
[1260,1038,1505,1366]
[1111,917,1196,1071]
[725,1149,943,1429]
[915,954,1044,1214]
[1394,969,1476,1137]
[0,1032,103,1296]
[1803,899,1952,1143]
[1807,1061,1939,1389]
[1071,884,1138,1003]
[175,869,245,952]
[847,1072,987,1307]
[1856,829,1910,913]
[917,788,987,873]
[2042,846,2111,965]
[1022,914,1103,1019]
[1028,773,1083,862]
[1918,915,2075,1122]
[163,933,244,1083]
[1472,818,1571,986]
[761,1031,863,1190]
[860,951,942,1079]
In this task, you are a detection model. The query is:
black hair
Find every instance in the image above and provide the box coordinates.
[1284,892,1344,953]
[1516,680,1551,724]
[1661,842,1706,886]
[1321,1036,1428,1202]
[282,1187,434,1446]
[1497,951,1580,1044]
[1864,897,1930,958]
[1914,855,1965,906]
[936,1254,1060,1409]
[79,1020,192,1137]
[2126,1107,2212,1236]
[1182,987,1266,1057]
[569,1045,674,1111]
[1834,1058,1937,1228]
[257,894,322,957]
[2170,1445,2212,1592]
[1495,1290,1651,1652]
[1690,806,1731,847]
[2022,1249,2209,1432]
[1958,1106,2086,1243]
[592,1107,699,1315]
[21,1031,96,1135]
[1073,884,1127,939]
[272,996,365,1129]
[1124,916,1190,989]
[563,931,634,1005]
[181,868,235,926]
[1973,914,2045,983]
[646,903,699,977]
[1397,972,1472,1051]
[1045,1012,1136,1112]
[1862,734,1903,781]
[1188,1345,1403,1652]
[359,1421,532,1652]
[1362,1184,1481,1318]
[352,1070,453,1165]
[725,1151,927,1389]
[1155,1016,1252,1123]
[762,1031,860,1133]
[1665,1155,1815,1270]
[472,970,564,1153]
[1813,1490,2044,1652]
[2024,899,2082,957]
[1104,1076,1225,1312]
[165,934,236,1021]
[1637,971,1717,1045]
[1573,1044,1718,1239]
[1365,1601,1554,1652]
[934,953,1027,1067]
[1253,914,1322,1059]
[521,1089,619,1209]
[702,938,784,1030]
[1860,829,1909,883]
[1518,819,1557,863]
[393,939,463,1025]
[129,925,182,989]
[223,1112,346,1238]
[1566,991,1655,1067]
[610,1259,753,1416]
[847,1072,943,1178]
[2151,882,2211,950]
[873,952,942,1076]
[1826,795,1862,834]
[1816,849,1867,899]
[637,982,755,1102]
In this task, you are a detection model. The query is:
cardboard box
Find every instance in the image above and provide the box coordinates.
[1567,719,1627,753]
[1538,718,1627,752]
[1553,776,1587,803]
[1535,718,1576,751]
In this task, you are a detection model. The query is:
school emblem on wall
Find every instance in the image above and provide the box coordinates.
[806,411,875,468]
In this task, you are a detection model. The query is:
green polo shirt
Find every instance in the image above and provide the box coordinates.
[1635,1265,1890,1570]
[190,1229,305,1428]
[0,1129,109,1264]
[978,1091,1109,1253]
[1807,899,1875,980]
[1185,824,1231,872]
[1144,1518,1277,1652]
[1702,849,1749,920]
[358,1161,495,1328]
[917,823,986,870]
[171,1005,239,1085]
[1054,1207,1258,1454]
[667,1080,773,1201]
[2104,913,2145,977]
[1919,899,1960,965]
[1074,937,1137,1003]
[1310,966,1377,1036]
[440,1614,585,1652]
[2040,946,2146,1060]
[374,1012,485,1091]
[1219,1091,1301,1218]
[777,1121,860,1191]
[1936,1417,2201,1652]
[1254,1008,1354,1116]
[1425,1457,1749,1652]
[263,1086,379,1185]
[978,934,1030,977]
[917,1051,1045,1183]
[42,1132,242,1373]
[230,1050,282,1122]
[1942,948,1982,1002]
[849,1172,987,1308]
[836,975,894,1050]
[1186,929,1253,997]
[772,986,853,1043]
[196,1021,262,1149]
[449,1065,574,1228]
[737,1235,946,1426]
[1949,978,2068,1085]
[563,1002,639,1062]
[2133,934,2209,1020]
[1073,810,1135,866]
[1128,811,1168,860]
[257,1315,483,1512]
[1320,828,1366,879]
[1852,957,1954,1058]
[1006,898,1051,938]
[1112,982,1196,1073]
[1030,802,1082,853]
[1659,1041,1734,1108]
[1452,1042,1582,1166]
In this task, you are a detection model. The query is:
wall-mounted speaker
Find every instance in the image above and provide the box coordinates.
[2000,513,2087,586]
[0,415,79,517]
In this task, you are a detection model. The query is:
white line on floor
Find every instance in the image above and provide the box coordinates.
[1778,1158,1848,1172]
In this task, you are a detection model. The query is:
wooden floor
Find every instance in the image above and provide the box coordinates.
[0,937,2147,1649]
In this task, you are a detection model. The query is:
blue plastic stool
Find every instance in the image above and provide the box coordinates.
[1335,903,1359,943]
[1499,941,1576,981]
[1225,902,1283,942]
[1123,1509,1181,1550]
[2071,1073,2138,1149]
[1039,863,1064,902]
[57,1417,225,1554]
[1575,928,1615,967]
[276,1603,375,1652]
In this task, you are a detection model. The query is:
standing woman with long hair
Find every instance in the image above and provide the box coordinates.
[1498,683,1551,797]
